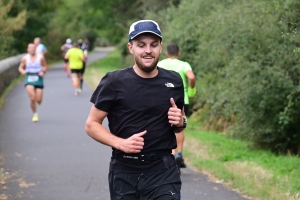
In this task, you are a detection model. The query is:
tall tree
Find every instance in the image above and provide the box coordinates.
[9,0,64,54]
[0,0,26,59]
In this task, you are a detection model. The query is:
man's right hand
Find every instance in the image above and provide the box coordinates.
[119,130,147,153]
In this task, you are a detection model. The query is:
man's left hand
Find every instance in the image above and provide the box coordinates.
[168,98,184,127]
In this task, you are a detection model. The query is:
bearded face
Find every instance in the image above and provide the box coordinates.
[128,34,162,74]
[134,52,159,73]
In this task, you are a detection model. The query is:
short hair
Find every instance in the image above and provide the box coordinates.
[166,43,179,56]
[73,42,79,47]
[28,43,35,47]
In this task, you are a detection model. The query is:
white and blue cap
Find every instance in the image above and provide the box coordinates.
[128,20,162,41]
[66,38,72,44]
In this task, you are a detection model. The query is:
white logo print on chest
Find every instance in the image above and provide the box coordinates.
[165,82,174,87]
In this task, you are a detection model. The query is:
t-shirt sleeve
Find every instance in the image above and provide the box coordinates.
[157,60,165,68]
[173,72,185,110]
[183,62,192,72]
[90,72,115,112]
[178,79,185,110]
[42,44,47,51]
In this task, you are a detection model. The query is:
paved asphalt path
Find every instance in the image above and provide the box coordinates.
[0,48,250,200]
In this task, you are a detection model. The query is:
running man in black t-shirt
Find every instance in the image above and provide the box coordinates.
[85,20,186,200]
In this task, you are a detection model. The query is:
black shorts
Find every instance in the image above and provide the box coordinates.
[109,165,181,200]
[71,69,83,74]
[81,62,86,74]
[25,84,44,89]
[184,104,189,116]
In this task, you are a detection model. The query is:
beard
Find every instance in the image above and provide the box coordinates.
[134,53,159,73]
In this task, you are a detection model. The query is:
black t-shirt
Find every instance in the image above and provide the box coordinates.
[90,66,184,172]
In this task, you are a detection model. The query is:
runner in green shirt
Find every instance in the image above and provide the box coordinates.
[158,43,196,168]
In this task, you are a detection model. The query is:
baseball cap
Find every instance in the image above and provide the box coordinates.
[66,38,72,44]
[128,20,162,41]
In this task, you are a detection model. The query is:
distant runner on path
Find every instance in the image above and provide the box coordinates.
[34,37,47,56]
[78,38,89,90]
[18,43,48,122]
[61,38,73,77]
[65,42,85,95]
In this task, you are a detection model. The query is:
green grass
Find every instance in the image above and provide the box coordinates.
[85,49,123,89]
[184,119,300,200]
[0,76,23,109]
[84,48,300,200]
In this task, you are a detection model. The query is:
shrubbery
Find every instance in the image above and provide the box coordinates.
[145,0,300,154]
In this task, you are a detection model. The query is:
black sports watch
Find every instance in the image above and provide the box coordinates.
[177,116,187,128]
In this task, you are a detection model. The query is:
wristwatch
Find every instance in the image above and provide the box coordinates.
[177,116,187,128]
[182,116,187,128]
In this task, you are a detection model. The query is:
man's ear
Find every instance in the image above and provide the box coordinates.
[127,43,133,54]
[178,52,181,57]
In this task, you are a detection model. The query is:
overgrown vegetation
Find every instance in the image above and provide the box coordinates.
[143,0,300,154]
[185,119,300,200]
[84,48,122,89]
[85,49,300,200]
[0,0,26,59]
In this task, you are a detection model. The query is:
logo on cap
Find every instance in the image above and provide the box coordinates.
[128,20,162,41]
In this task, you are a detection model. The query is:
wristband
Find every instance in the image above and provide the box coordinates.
[188,87,196,98]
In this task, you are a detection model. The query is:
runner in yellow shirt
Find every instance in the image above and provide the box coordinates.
[158,43,196,169]
[65,42,85,95]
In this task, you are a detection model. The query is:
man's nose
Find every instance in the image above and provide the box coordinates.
[145,45,152,53]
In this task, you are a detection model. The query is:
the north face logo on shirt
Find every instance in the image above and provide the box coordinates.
[165,82,174,87]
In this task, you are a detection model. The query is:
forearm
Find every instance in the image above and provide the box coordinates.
[186,70,196,88]
[85,121,123,150]
[18,63,26,75]
[188,79,196,88]
[173,126,185,133]
[43,65,48,72]
[19,68,26,74]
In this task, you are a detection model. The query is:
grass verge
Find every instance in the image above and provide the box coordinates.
[84,49,123,89]
[0,76,23,109]
[185,119,300,200]
[84,48,300,200]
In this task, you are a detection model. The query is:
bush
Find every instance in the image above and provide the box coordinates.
[145,0,300,154]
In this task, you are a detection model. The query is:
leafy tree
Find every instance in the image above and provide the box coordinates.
[9,0,64,55]
[145,0,300,154]
[0,0,26,59]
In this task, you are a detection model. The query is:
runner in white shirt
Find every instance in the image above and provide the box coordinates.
[61,38,73,77]
[18,43,48,122]
[34,37,47,55]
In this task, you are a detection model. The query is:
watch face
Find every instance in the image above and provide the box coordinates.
[183,117,187,127]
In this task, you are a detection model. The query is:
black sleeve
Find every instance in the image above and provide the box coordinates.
[90,72,115,112]
[175,73,185,110]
